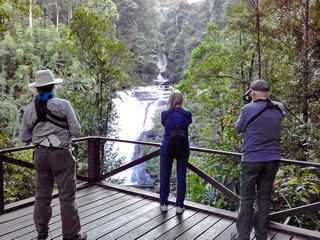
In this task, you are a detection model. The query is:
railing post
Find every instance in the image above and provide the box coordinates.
[87,138,101,183]
[0,154,4,214]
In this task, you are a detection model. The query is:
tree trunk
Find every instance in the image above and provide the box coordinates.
[29,0,32,28]
[68,0,73,23]
[302,0,310,123]
[249,53,255,84]
[255,0,261,79]
[55,0,60,31]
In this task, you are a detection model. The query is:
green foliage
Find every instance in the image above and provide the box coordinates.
[274,166,320,207]
[273,165,320,230]
[186,155,239,211]
[186,169,207,203]
[158,0,214,82]
[78,0,118,19]
[0,0,319,232]
[65,7,134,137]
[0,20,68,148]
[62,7,135,183]
[0,0,41,33]
[113,0,160,82]
[178,22,242,150]
[175,1,320,230]
[4,149,35,204]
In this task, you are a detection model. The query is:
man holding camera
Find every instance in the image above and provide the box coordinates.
[232,79,285,240]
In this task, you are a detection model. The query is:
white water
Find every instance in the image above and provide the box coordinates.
[111,86,171,184]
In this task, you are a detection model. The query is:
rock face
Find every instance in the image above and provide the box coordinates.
[133,85,173,101]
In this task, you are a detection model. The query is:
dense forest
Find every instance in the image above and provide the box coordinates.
[1,0,319,231]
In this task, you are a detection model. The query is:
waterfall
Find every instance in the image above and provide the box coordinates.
[155,54,169,84]
[156,54,167,74]
[111,86,171,184]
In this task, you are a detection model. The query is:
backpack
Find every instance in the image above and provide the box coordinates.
[164,109,191,158]
[32,96,69,131]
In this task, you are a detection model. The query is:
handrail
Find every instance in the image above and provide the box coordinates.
[0,145,35,154]
[1,136,320,223]
[187,162,240,203]
[100,149,161,181]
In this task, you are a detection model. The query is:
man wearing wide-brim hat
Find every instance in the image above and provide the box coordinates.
[19,69,87,240]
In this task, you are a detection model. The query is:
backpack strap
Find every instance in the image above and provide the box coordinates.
[163,108,191,124]
[33,110,69,130]
[244,99,282,131]
[32,97,69,130]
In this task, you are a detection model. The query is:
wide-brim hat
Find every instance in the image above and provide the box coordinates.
[29,70,63,87]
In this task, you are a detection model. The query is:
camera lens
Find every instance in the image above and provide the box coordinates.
[243,90,252,103]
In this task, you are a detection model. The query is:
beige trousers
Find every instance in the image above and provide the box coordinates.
[33,147,81,238]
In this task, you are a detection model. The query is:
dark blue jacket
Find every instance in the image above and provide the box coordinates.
[161,107,192,155]
[235,99,285,162]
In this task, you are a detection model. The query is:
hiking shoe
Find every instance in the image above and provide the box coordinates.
[176,207,185,214]
[37,233,48,240]
[160,205,168,212]
[63,233,87,240]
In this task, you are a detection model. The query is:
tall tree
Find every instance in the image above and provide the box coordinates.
[67,0,72,22]
[254,0,262,78]
[179,22,240,149]
[301,0,310,123]
[29,0,32,27]
[54,0,60,30]
[0,0,40,33]
[65,7,134,137]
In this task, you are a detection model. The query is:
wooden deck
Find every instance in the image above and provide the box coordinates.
[0,183,319,240]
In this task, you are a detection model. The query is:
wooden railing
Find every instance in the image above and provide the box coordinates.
[1,136,320,224]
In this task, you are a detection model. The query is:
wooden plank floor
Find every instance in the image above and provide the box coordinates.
[0,184,318,240]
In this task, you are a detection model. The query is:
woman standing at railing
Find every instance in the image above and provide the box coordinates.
[159,90,192,214]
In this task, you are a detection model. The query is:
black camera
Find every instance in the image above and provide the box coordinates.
[243,89,252,103]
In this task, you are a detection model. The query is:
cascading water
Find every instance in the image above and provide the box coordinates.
[154,54,169,85]
[111,86,171,185]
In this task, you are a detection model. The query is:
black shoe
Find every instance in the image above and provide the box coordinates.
[37,233,48,240]
[63,233,87,240]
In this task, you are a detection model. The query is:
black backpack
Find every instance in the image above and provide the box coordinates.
[164,109,191,158]
[32,96,69,130]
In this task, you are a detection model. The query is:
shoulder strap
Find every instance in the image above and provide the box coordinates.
[163,109,175,123]
[47,117,69,129]
[33,113,69,130]
[32,99,68,130]
[163,108,191,124]
[177,109,192,123]
[45,108,68,122]
[244,100,282,131]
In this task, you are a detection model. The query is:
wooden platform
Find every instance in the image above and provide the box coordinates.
[0,183,319,240]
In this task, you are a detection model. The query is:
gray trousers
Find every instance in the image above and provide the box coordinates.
[236,161,279,240]
[33,147,81,238]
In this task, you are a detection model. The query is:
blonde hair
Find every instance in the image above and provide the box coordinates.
[168,90,184,108]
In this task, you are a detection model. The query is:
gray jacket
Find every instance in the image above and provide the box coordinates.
[235,99,284,162]
[19,97,81,149]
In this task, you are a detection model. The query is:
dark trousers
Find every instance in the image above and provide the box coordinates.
[160,154,189,207]
[33,147,81,238]
[236,160,279,240]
